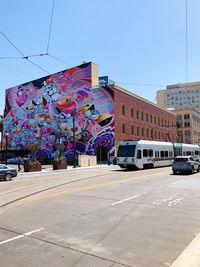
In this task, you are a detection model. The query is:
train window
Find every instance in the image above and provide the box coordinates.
[149,149,153,157]
[165,151,168,157]
[143,149,148,157]
[137,150,141,159]
[169,151,173,157]
[155,151,159,158]
[161,151,164,158]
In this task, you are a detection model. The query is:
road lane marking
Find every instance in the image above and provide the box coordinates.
[111,195,140,206]
[153,197,184,207]
[170,232,200,267]
[173,180,184,185]
[0,227,44,246]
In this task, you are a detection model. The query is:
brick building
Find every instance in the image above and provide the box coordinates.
[114,85,177,150]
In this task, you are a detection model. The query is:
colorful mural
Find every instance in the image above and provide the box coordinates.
[4,62,115,162]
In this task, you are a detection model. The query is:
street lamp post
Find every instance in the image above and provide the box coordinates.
[72,111,76,168]
[5,132,8,165]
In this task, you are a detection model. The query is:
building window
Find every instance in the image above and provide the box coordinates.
[122,105,125,115]
[184,114,190,119]
[141,112,144,121]
[150,114,152,123]
[177,115,182,120]
[136,110,139,120]
[154,116,157,125]
[122,123,126,134]
[131,125,134,135]
[185,122,190,128]
[146,113,148,122]
[131,108,134,118]
[146,128,149,137]
[142,127,144,137]
[137,126,140,136]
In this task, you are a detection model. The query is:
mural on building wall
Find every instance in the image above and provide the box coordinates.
[4,63,115,161]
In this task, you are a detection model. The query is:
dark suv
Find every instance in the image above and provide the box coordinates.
[172,156,200,174]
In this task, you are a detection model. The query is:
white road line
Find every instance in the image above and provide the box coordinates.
[170,232,200,267]
[173,180,184,185]
[111,195,140,206]
[0,227,44,246]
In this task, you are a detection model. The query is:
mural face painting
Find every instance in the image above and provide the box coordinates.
[4,63,115,162]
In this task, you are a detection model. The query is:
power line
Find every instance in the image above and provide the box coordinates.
[115,81,166,87]
[185,0,188,83]
[0,30,50,74]
[48,53,72,67]
[0,61,31,78]
[47,0,55,53]
[0,30,24,57]
[26,58,50,74]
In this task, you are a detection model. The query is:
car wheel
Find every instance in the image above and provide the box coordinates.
[191,166,194,174]
[197,166,200,173]
[173,170,177,174]
[4,173,13,181]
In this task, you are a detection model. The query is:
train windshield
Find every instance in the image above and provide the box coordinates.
[117,145,136,157]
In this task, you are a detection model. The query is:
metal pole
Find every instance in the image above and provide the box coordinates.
[5,134,8,165]
[73,112,76,168]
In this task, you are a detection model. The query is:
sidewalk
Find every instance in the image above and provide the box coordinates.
[13,163,113,175]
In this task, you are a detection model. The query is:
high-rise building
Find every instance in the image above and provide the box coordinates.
[156,82,200,111]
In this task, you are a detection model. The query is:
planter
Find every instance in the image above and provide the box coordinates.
[53,161,67,170]
[24,161,42,172]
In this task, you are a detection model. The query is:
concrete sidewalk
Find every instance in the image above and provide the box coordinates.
[10,163,113,175]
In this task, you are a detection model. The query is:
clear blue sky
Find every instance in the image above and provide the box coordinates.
[1,0,200,115]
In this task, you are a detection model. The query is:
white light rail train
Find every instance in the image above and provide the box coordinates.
[117,140,200,170]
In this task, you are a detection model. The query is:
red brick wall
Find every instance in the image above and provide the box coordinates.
[114,87,177,142]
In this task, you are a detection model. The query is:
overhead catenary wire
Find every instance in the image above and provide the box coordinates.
[48,53,72,67]
[185,0,188,83]
[0,61,31,78]
[46,0,55,53]
[0,30,50,74]
[115,81,166,87]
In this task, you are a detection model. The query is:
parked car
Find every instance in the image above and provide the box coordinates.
[0,164,18,181]
[7,157,18,164]
[172,156,200,174]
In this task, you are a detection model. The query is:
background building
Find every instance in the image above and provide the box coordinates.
[172,108,200,144]
[157,82,200,144]
[3,62,177,163]
[156,82,200,111]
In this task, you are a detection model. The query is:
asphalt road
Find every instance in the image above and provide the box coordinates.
[0,165,200,267]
